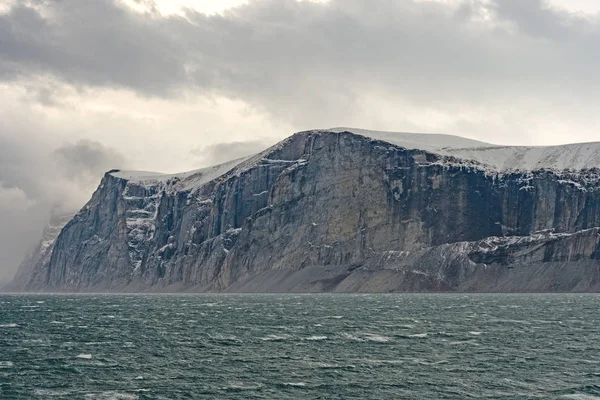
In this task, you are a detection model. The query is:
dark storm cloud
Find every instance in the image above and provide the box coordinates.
[1,0,599,125]
[0,0,187,95]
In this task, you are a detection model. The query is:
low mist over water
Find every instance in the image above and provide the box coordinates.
[1,294,599,399]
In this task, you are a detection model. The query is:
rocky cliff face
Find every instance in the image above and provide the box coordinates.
[14,130,600,292]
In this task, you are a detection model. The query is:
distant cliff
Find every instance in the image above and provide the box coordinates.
[6,212,73,291]
[13,129,600,292]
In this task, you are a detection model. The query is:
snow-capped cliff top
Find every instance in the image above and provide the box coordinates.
[110,128,600,186]
[331,128,600,172]
[326,127,495,151]
[109,170,167,180]
[110,157,252,189]
[441,143,600,172]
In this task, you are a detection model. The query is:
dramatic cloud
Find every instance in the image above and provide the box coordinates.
[2,0,600,281]
[1,0,600,140]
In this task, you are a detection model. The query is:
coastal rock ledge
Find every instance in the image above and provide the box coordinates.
[9,129,600,292]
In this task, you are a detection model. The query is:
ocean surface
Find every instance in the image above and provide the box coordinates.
[0,294,599,399]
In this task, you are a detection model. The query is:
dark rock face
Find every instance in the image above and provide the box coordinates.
[15,131,600,292]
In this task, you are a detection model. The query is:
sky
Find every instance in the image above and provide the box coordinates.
[1,0,600,282]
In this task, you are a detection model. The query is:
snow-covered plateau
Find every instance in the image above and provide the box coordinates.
[9,129,600,292]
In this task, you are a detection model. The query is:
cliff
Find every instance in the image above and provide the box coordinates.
[13,129,600,292]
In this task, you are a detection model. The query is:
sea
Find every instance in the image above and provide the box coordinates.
[0,293,599,399]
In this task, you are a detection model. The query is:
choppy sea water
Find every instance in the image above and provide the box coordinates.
[0,294,599,399]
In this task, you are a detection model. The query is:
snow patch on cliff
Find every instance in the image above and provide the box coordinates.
[473,228,599,254]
